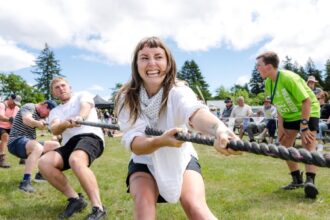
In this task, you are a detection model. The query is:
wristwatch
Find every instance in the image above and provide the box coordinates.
[300,119,309,125]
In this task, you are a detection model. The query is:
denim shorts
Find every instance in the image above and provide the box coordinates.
[8,137,44,159]
[126,155,201,203]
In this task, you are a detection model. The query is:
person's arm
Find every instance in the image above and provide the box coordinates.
[0,114,12,122]
[52,101,93,135]
[50,118,72,135]
[190,108,228,136]
[77,102,93,121]
[300,97,314,144]
[277,112,284,142]
[0,104,10,122]
[70,101,93,125]
[189,108,239,155]
[130,128,184,155]
[247,106,253,117]
[301,97,311,122]
[22,113,46,129]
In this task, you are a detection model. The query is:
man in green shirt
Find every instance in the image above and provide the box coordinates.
[256,51,320,199]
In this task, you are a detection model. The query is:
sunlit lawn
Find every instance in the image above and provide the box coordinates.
[0,133,329,219]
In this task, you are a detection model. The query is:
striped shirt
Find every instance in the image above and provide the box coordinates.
[8,103,40,145]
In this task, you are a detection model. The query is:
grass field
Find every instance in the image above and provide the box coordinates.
[0,133,329,220]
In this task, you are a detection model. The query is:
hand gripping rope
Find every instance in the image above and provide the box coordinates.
[144,127,330,168]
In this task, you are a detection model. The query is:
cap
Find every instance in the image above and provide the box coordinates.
[264,96,271,102]
[307,75,318,83]
[44,100,57,110]
[224,97,232,103]
[10,94,22,106]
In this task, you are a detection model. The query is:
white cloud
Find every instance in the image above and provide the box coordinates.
[236,75,250,86]
[88,84,105,92]
[0,37,35,71]
[1,0,330,69]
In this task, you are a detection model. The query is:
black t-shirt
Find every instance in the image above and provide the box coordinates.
[320,103,330,120]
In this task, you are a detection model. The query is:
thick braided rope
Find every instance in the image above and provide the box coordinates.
[76,121,120,130]
[145,127,330,168]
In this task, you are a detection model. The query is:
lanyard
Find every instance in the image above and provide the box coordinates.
[270,71,280,104]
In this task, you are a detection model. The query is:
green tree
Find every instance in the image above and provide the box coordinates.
[230,87,250,104]
[177,60,212,101]
[249,64,264,95]
[282,56,306,79]
[110,83,123,102]
[305,58,324,88]
[0,73,44,104]
[214,85,231,100]
[324,59,330,91]
[32,44,63,99]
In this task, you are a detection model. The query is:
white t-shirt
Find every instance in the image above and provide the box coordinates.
[49,92,104,145]
[262,105,277,120]
[118,85,207,203]
[230,104,253,127]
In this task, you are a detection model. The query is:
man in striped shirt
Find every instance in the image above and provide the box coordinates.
[8,100,60,193]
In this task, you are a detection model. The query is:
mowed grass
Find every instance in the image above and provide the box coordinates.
[0,133,330,220]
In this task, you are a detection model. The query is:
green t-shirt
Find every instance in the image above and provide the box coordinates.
[265,70,320,121]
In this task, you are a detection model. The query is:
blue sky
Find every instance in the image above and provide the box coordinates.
[1,0,330,100]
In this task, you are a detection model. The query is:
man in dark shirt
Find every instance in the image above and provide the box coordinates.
[221,97,234,125]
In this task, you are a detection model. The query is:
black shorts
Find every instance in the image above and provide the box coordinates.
[283,117,319,131]
[0,128,10,136]
[55,133,104,171]
[126,155,201,203]
[266,119,276,137]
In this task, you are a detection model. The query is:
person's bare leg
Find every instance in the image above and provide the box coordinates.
[38,151,78,198]
[280,129,299,171]
[180,170,217,220]
[129,172,158,220]
[69,150,103,209]
[0,133,9,154]
[303,131,317,173]
[24,140,44,174]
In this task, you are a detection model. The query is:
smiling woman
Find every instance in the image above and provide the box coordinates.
[115,36,239,219]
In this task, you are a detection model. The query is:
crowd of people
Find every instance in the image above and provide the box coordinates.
[0,36,329,219]
[213,78,330,150]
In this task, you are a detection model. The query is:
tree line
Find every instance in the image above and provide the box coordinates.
[0,44,63,103]
[1,44,330,106]
[178,57,330,106]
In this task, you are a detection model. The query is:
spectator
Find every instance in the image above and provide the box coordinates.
[103,109,110,124]
[245,109,266,142]
[230,96,253,139]
[216,108,221,118]
[306,75,322,99]
[255,97,277,143]
[256,51,320,199]
[0,94,21,168]
[8,100,60,192]
[221,97,234,125]
[316,91,330,151]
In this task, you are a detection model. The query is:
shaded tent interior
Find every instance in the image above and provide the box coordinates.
[93,95,114,112]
